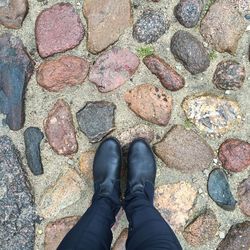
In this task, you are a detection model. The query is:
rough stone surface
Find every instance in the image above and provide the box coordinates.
[37,55,89,92]
[200,1,246,54]
[183,210,218,246]
[89,47,139,92]
[182,94,241,135]
[154,182,197,231]
[39,169,85,218]
[35,3,84,58]
[44,216,80,250]
[170,30,210,74]
[0,33,34,131]
[218,139,250,172]
[237,176,250,216]
[213,60,245,90]
[174,0,202,28]
[143,55,185,91]
[0,136,36,250]
[83,0,132,54]
[24,127,44,176]
[112,229,128,250]
[217,221,250,250]
[154,125,214,172]
[0,0,28,29]
[77,101,116,143]
[207,168,236,211]
[124,84,173,125]
[44,99,78,155]
[133,10,168,43]
[79,150,95,182]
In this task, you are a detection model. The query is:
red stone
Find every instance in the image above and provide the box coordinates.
[44,99,78,155]
[218,139,250,172]
[237,176,250,216]
[35,3,84,58]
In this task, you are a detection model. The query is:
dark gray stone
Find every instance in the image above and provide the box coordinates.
[24,127,44,176]
[207,168,236,211]
[133,10,168,43]
[0,136,36,250]
[170,30,210,74]
[0,33,34,131]
[76,101,116,143]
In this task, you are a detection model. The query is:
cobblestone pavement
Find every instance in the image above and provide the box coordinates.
[0,0,250,250]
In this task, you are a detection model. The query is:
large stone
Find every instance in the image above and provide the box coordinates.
[35,3,84,58]
[154,125,214,172]
[237,176,250,216]
[207,168,236,211]
[124,84,173,126]
[89,47,139,92]
[200,1,246,54]
[0,136,36,250]
[154,182,197,231]
[0,33,34,131]
[39,169,85,218]
[217,221,250,250]
[44,216,80,250]
[182,94,241,135]
[213,60,245,90]
[44,99,78,155]
[83,0,132,54]
[112,229,128,250]
[143,55,185,91]
[24,127,44,176]
[37,55,89,92]
[174,0,203,28]
[133,10,168,43]
[170,30,210,74]
[218,139,250,172]
[0,0,28,29]
[77,101,116,143]
[183,210,218,246]
[79,150,95,182]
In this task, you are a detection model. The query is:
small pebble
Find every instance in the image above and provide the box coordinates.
[37,229,43,235]
[67,159,74,166]
[219,232,225,239]
[245,14,250,20]
[225,90,231,95]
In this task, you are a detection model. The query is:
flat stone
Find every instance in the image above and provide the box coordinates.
[83,0,132,54]
[77,101,116,143]
[39,169,85,218]
[37,55,89,92]
[79,150,95,182]
[112,229,128,250]
[207,168,236,210]
[237,176,250,216]
[0,0,28,29]
[213,60,245,90]
[174,0,203,28]
[0,136,36,249]
[133,10,168,43]
[89,47,139,92]
[44,99,78,155]
[217,221,250,250]
[124,84,173,126]
[218,139,250,172]
[154,125,214,172]
[24,127,44,176]
[200,1,246,54]
[35,3,84,58]
[183,210,218,246]
[143,55,185,91]
[170,30,210,74]
[44,216,80,250]
[154,182,197,231]
[0,33,34,131]
[182,93,241,135]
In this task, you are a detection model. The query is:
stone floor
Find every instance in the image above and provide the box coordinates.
[0,0,250,250]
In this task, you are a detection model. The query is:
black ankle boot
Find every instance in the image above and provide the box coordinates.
[126,138,156,200]
[93,137,122,203]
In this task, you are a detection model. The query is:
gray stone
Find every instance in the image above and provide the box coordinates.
[0,136,36,250]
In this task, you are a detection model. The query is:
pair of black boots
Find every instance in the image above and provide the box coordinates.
[93,137,156,203]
